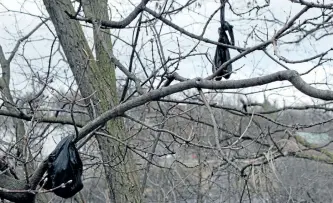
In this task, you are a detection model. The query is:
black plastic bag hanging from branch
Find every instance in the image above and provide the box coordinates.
[41,136,83,198]
[212,0,235,81]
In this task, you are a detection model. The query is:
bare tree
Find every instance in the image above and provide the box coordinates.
[0,0,333,202]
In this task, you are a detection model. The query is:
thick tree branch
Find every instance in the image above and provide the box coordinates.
[0,109,85,126]
[65,0,149,28]
[77,70,333,140]
[291,0,333,8]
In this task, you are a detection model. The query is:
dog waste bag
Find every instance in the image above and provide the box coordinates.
[42,136,83,198]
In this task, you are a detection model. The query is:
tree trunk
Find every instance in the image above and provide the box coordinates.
[42,0,141,202]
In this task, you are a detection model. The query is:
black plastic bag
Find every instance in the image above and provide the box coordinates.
[212,26,233,81]
[42,136,83,198]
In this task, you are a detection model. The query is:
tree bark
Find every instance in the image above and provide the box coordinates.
[42,0,141,202]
